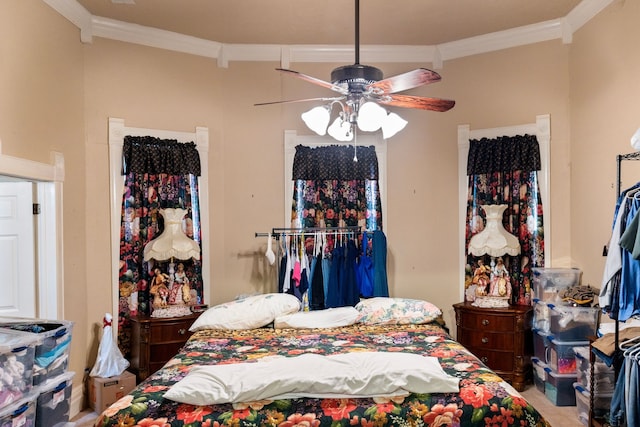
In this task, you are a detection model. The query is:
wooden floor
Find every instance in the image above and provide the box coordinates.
[520,384,585,427]
[70,410,100,427]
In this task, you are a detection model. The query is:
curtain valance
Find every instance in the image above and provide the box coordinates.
[467,134,540,175]
[123,136,201,176]
[292,145,378,180]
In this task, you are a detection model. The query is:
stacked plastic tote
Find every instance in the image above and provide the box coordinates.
[531,268,601,409]
[0,318,74,427]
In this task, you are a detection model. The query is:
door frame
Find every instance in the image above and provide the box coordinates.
[0,141,64,319]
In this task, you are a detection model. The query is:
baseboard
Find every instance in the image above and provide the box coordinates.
[70,385,86,418]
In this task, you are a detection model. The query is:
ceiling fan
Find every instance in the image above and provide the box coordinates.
[255,0,455,141]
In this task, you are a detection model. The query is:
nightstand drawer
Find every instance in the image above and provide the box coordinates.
[149,341,185,363]
[468,347,515,372]
[149,320,193,342]
[458,328,514,350]
[457,311,515,331]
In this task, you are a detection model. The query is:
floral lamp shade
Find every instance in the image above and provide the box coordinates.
[468,204,520,257]
[143,208,200,262]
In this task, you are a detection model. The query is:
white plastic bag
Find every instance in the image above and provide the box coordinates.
[89,313,129,377]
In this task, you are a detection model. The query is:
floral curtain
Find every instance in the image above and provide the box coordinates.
[291,144,382,231]
[464,134,544,306]
[117,136,202,357]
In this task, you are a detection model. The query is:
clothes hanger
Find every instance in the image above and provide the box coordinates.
[265,232,276,265]
[621,335,640,360]
[624,341,640,360]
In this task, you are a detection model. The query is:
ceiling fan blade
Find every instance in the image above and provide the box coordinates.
[255,96,344,107]
[378,94,455,112]
[276,68,348,94]
[368,68,442,95]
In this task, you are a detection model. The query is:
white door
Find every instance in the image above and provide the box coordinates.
[0,182,36,318]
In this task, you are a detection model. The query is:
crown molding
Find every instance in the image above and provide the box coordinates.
[44,0,615,69]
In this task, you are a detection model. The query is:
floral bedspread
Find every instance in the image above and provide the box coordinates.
[94,323,550,427]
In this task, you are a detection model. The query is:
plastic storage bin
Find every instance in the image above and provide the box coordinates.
[533,268,582,302]
[35,371,74,427]
[533,300,551,333]
[574,382,613,422]
[548,305,599,341]
[532,357,547,393]
[574,347,615,393]
[545,369,577,406]
[0,391,37,427]
[533,328,552,361]
[0,329,39,407]
[547,337,588,374]
[0,320,73,386]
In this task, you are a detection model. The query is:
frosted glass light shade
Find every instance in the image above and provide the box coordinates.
[143,208,201,261]
[301,106,331,136]
[357,102,386,132]
[381,112,408,139]
[327,117,353,142]
[468,204,520,257]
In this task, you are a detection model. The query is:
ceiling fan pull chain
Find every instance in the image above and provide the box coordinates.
[353,131,358,162]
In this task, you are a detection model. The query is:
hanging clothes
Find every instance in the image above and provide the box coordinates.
[601,185,640,321]
[372,230,389,297]
[343,239,360,306]
[356,232,374,297]
[309,235,325,310]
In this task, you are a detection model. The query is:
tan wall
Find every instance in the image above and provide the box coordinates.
[0,0,87,409]
[570,1,640,295]
[82,39,572,335]
[6,0,635,414]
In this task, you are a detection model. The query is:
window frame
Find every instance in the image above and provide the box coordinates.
[108,118,210,335]
[283,130,388,231]
[457,115,551,302]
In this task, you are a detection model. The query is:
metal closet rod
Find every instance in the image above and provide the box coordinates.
[255,226,363,238]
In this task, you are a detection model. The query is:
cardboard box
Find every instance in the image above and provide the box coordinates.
[88,371,136,413]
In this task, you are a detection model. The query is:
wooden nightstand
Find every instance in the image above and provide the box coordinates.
[453,302,533,391]
[129,312,200,382]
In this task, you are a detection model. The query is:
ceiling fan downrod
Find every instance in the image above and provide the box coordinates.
[330,0,383,88]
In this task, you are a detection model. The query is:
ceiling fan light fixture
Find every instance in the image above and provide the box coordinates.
[301,105,331,136]
[327,117,354,142]
[381,112,408,139]
[357,102,387,132]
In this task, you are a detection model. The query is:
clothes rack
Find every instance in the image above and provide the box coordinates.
[612,152,640,357]
[591,152,640,427]
[255,226,388,308]
[254,226,362,238]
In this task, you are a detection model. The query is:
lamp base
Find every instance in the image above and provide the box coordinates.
[472,296,510,308]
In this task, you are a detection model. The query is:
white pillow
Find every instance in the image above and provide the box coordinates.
[189,293,301,331]
[355,297,442,325]
[274,307,359,329]
[164,352,460,405]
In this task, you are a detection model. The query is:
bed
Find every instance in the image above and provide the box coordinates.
[93,295,551,427]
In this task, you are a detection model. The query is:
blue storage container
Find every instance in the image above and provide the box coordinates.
[35,371,74,427]
[0,330,39,407]
[0,320,73,386]
[548,304,599,341]
[0,391,37,427]
[545,369,577,406]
